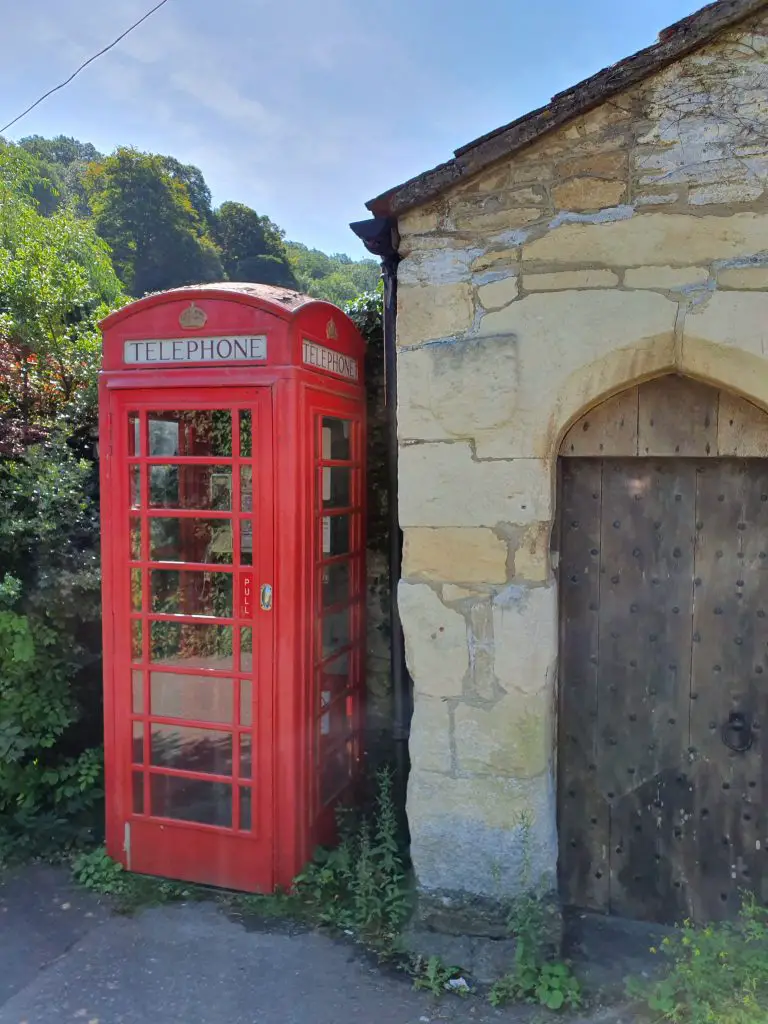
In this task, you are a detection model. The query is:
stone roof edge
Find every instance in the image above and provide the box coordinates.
[366,0,768,218]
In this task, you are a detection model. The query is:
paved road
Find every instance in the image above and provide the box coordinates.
[0,865,631,1024]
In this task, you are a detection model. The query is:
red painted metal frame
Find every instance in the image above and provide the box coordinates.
[99,287,366,893]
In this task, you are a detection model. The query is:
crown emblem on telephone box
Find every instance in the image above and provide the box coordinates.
[179,302,207,329]
[326,318,338,340]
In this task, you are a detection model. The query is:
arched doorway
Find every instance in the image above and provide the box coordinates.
[557,374,768,924]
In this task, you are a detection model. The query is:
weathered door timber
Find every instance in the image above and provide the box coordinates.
[558,457,768,923]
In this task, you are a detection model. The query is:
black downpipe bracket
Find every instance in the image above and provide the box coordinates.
[349,216,410,809]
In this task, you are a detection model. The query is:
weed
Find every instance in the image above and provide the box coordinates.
[411,955,471,998]
[72,846,201,913]
[293,766,409,952]
[487,812,581,1011]
[628,893,768,1024]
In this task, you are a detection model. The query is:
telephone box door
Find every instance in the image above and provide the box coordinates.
[106,387,274,891]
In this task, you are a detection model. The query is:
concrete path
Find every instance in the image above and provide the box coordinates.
[0,865,633,1024]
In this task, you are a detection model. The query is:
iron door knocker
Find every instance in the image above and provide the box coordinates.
[721,711,753,753]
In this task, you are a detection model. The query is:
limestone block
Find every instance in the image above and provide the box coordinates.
[685,291,768,359]
[397,282,474,347]
[403,527,508,584]
[689,181,765,206]
[523,269,619,291]
[477,275,519,309]
[552,177,627,211]
[407,771,557,896]
[398,444,551,528]
[397,335,520,441]
[492,584,557,697]
[624,265,709,289]
[556,151,627,178]
[452,206,543,233]
[471,248,520,273]
[398,204,443,237]
[717,266,768,290]
[409,694,453,774]
[473,289,677,457]
[398,582,468,698]
[399,246,478,287]
[513,522,551,582]
[522,212,768,267]
[454,688,551,778]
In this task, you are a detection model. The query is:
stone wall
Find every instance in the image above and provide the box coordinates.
[395,10,768,910]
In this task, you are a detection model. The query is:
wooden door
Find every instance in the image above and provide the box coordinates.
[558,458,768,923]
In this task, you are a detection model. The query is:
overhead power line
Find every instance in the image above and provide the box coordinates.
[0,0,173,135]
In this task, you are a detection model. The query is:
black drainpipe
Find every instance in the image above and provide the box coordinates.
[349,216,410,807]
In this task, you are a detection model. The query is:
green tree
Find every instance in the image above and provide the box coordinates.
[159,156,212,224]
[0,143,125,451]
[286,242,379,302]
[84,147,223,295]
[17,135,102,216]
[212,201,296,286]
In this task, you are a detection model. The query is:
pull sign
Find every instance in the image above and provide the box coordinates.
[260,584,273,611]
[239,571,254,618]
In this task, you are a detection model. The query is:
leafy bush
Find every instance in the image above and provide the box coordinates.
[0,437,104,861]
[629,894,768,1024]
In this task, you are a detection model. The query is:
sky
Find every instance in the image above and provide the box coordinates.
[0,0,703,258]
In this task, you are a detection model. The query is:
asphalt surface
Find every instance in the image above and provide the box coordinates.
[0,865,633,1024]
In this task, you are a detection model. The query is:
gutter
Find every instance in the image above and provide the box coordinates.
[349,216,411,804]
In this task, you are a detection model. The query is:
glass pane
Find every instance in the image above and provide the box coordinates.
[240,679,252,726]
[240,525,253,566]
[150,569,233,617]
[132,721,144,764]
[322,562,350,608]
[240,628,253,672]
[150,724,232,775]
[130,467,141,509]
[322,515,351,557]
[131,569,143,611]
[240,787,252,830]
[320,694,354,745]
[131,620,143,661]
[319,652,350,697]
[321,417,351,460]
[133,771,144,813]
[321,741,352,805]
[240,410,252,458]
[130,517,141,560]
[128,412,140,456]
[149,465,232,511]
[322,467,351,509]
[150,672,233,724]
[148,410,232,457]
[150,775,231,827]
[239,733,252,779]
[150,621,233,669]
[150,518,233,564]
[322,607,351,657]
[132,670,144,713]
[240,467,252,512]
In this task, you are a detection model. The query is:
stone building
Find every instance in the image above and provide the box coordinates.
[358,0,768,925]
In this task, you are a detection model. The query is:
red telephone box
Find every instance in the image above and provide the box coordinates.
[98,283,367,892]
